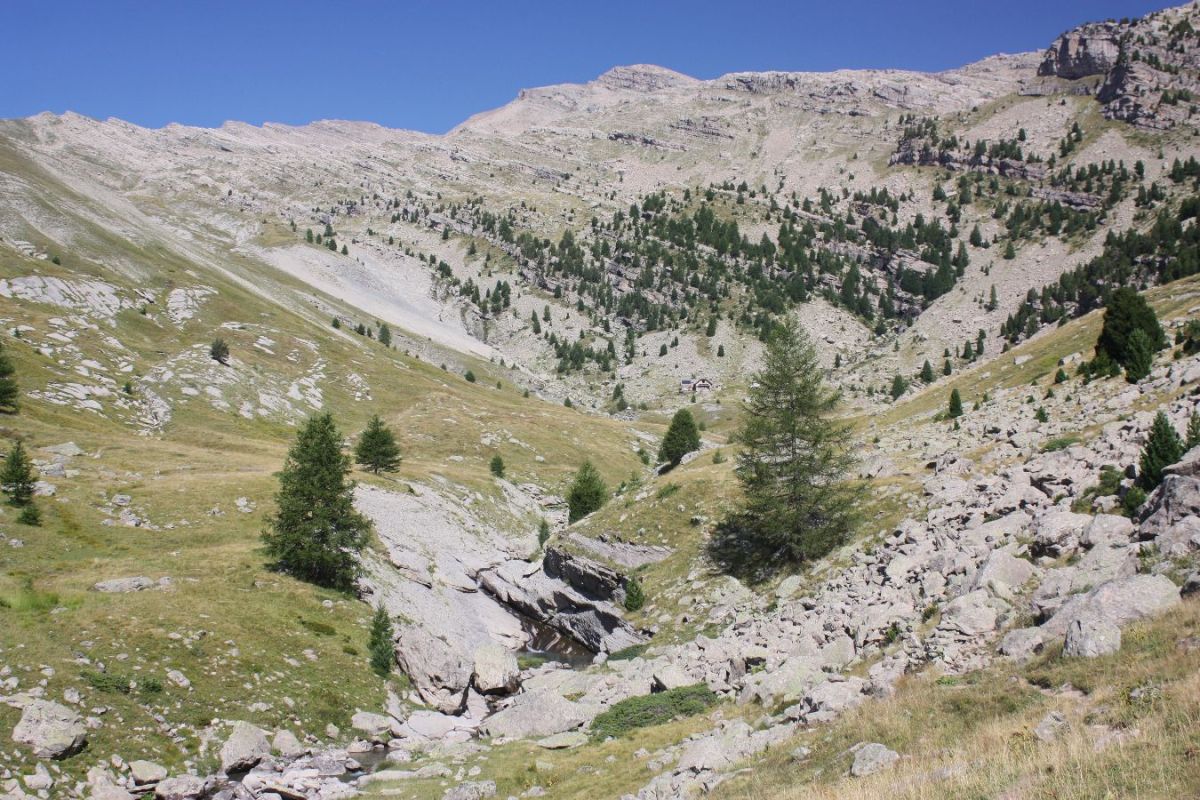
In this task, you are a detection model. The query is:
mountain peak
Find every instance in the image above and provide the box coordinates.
[594,64,699,92]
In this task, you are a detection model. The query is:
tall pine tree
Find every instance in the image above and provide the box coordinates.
[264,413,370,590]
[715,320,859,571]
[355,415,401,474]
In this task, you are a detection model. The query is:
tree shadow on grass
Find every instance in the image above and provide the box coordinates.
[705,513,791,586]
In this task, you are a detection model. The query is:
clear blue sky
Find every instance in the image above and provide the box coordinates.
[3,0,1172,133]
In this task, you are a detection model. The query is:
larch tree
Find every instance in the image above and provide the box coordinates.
[713,320,860,573]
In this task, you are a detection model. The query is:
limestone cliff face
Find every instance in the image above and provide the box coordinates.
[1037,24,1122,80]
[1034,3,1200,129]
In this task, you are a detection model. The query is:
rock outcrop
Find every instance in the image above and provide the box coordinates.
[11,699,88,759]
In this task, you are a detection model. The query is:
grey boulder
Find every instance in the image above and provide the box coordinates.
[219,721,270,774]
[851,742,899,777]
[11,699,88,759]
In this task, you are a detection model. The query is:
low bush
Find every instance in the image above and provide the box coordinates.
[590,684,717,739]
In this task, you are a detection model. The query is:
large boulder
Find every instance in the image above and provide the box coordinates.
[92,576,156,593]
[851,742,900,777]
[218,721,270,774]
[1063,616,1121,658]
[394,626,474,715]
[971,550,1037,593]
[543,546,625,602]
[1139,450,1200,556]
[1044,574,1180,637]
[153,775,208,800]
[480,691,593,740]
[796,677,867,724]
[472,643,519,695]
[129,760,168,786]
[1031,511,1091,559]
[350,711,397,742]
[11,699,88,759]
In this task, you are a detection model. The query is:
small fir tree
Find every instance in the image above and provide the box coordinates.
[489,454,506,478]
[210,338,230,365]
[714,320,860,570]
[920,360,934,383]
[368,605,394,678]
[1138,411,1185,491]
[1,441,35,507]
[658,408,701,466]
[948,388,964,418]
[1096,287,1165,372]
[355,415,401,474]
[0,341,18,412]
[624,577,645,611]
[17,503,41,526]
[1187,412,1200,451]
[567,460,607,523]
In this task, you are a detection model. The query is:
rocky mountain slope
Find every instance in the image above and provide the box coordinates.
[1,3,1200,800]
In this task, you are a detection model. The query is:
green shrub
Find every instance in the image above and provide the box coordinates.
[84,670,132,695]
[590,684,717,739]
[1042,435,1080,453]
[624,577,645,612]
[607,643,650,661]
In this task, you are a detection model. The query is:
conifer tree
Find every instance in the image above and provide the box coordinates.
[943,358,953,376]
[378,323,392,347]
[489,454,505,478]
[716,320,859,569]
[920,360,934,383]
[1187,411,1200,451]
[1,440,35,507]
[17,504,41,526]
[890,374,908,401]
[1138,411,1184,491]
[210,338,230,365]
[1123,328,1155,383]
[567,460,607,523]
[948,388,964,418]
[0,341,17,412]
[263,413,370,590]
[658,408,701,466]
[368,605,394,678]
[355,415,401,474]
[1096,287,1165,373]
[623,576,645,611]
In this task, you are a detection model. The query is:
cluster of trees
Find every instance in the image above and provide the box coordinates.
[1087,287,1166,382]
[1002,198,1200,345]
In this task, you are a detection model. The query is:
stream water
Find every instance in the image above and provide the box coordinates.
[516,614,595,668]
